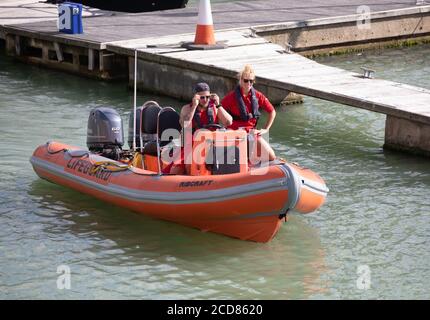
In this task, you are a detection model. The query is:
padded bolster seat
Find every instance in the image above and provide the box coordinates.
[142,141,158,156]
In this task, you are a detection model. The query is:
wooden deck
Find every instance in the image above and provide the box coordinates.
[0,0,424,42]
[0,0,109,26]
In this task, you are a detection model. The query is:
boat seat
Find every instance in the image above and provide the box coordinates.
[141,106,181,155]
[141,102,162,137]
[157,107,181,147]
[139,103,162,152]
[142,140,158,156]
[129,101,162,150]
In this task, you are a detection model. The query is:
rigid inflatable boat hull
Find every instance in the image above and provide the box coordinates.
[30,142,328,242]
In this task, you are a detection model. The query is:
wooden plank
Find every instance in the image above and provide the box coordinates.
[328,86,420,100]
[259,65,351,79]
[273,76,360,88]
[369,94,430,107]
[141,47,188,55]
[331,90,425,105]
[53,42,63,62]
[165,45,284,62]
[201,55,296,70]
[165,52,283,70]
[329,87,419,99]
[216,55,330,74]
[313,79,428,96]
[15,34,20,55]
[216,56,312,69]
[298,89,430,124]
[99,51,104,71]
[107,30,268,51]
[0,0,107,26]
[318,87,430,113]
[88,48,94,71]
[292,75,382,88]
[164,51,276,66]
[1,25,105,50]
[393,83,430,94]
[209,55,320,72]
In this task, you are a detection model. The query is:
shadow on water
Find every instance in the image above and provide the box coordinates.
[28,176,329,298]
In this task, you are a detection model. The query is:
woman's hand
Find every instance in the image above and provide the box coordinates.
[255,128,269,136]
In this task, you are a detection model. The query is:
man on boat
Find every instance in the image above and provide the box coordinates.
[162,83,232,175]
[179,82,232,131]
[221,65,277,162]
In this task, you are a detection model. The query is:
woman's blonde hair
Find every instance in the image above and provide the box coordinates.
[238,64,256,83]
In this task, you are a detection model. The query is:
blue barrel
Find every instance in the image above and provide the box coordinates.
[58,2,83,34]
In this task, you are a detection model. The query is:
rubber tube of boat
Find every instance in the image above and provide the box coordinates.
[282,163,329,214]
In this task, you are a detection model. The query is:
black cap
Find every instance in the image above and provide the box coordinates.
[194,82,210,93]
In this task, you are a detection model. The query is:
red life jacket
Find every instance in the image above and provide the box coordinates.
[192,103,217,130]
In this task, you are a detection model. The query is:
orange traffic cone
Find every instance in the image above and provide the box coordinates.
[182,0,227,50]
[194,0,216,45]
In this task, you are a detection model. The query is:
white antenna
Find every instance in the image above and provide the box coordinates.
[133,49,137,151]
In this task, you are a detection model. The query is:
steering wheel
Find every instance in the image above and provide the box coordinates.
[203,123,225,130]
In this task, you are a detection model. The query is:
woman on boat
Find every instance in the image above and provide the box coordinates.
[221,65,277,162]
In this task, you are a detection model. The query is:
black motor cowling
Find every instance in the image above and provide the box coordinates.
[87,107,124,160]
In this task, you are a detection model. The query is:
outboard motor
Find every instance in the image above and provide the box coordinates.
[87,107,124,160]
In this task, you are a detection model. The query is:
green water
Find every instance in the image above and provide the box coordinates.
[1,42,430,299]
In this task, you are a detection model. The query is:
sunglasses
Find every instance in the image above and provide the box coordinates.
[242,79,254,84]
[199,95,211,100]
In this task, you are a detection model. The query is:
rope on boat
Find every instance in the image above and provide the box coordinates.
[46,142,68,155]
[90,161,130,174]
[90,154,160,176]
[46,142,161,176]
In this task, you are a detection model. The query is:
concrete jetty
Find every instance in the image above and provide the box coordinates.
[1,0,430,156]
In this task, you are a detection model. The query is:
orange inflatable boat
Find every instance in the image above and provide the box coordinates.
[30,104,328,242]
